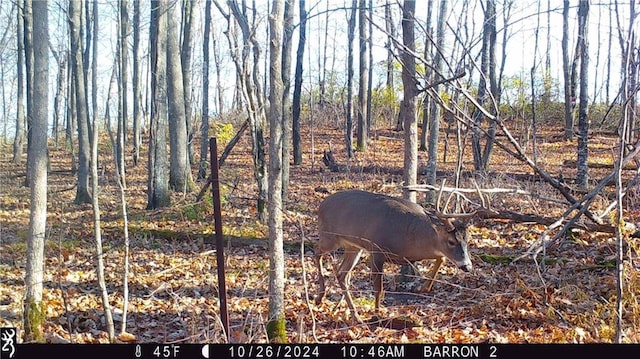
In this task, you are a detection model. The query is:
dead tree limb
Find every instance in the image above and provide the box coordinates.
[195,118,250,202]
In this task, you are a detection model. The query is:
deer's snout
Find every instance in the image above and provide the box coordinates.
[460,263,473,272]
[456,259,473,272]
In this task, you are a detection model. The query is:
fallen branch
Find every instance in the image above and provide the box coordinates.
[405,183,569,205]
[563,159,637,171]
[405,183,639,237]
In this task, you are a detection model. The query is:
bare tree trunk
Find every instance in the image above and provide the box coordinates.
[592,4,602,105]
[576,0,590,189]
[0,52,6,145]
[199,0,212,180]
[281,0,294,202]
[621,2,637,149]
[0,6,11,145]
[216,0,268,220]
[615,35,632,347]
[420,0,434,150]
[147,0,171,209]
[562,0,574,140]
[545,0,552,101]
[530,0,541,164]
[167,0,193,193]
[53,52,66,149]
[181,0,195,165]
[66,56,77,175]
[425,0,447,203]
[356,0,368,151]
[319,1,329,107]
[401,0,417,203]
[385,0,395,92]
[345,0,357,158]
[116,157,131,337]
[117,0,129,187]
[480,0,499,167]
[212,23,224,114]
[267,0,286,343]
[292,0,306,165]
[23,0,47,342]
[13,1,26,164]
[366,0,373,135]
[132,0,142,166]
[471,0,497,172]
[70,0,92,204]
[606,6,613,104]
[90,61,116,348]
[89,1,116,340]
[22,0,33,185]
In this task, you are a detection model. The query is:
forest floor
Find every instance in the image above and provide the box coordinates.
[1,118,639,343]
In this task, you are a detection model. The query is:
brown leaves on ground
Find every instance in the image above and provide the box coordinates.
[0,124,639,343]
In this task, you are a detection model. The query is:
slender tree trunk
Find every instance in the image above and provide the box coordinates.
[199,0,212,180]
[13,1,26,164]
[401,0,417,203]
[91,33,116,344]
[622,3,637,149]
[420,0,434,150]
[592,4,601,105]
[70,0,92,204]
[0,5,10,145]
[480,0,498,167]
[1,53,6,145]
[212,23,224,114]
[471,0,496,172]
[181,0,195,165]
[530,0,541,164]
[117,0,129,187]
[319,1,329,107]
[218,0,268,220]
[23,0,47,342]
[147,0,171,209]
[132,0,142,166]
[615,8,634,345]
[267,0,286,343]
[53,54,66,149]
[545,0,552,102]
[292,0,306,165]
[366,0,373,134]
[497,1,512,97]
[167,0,193,193]
[281,0,294,202]
[66,55,77,174]
[576,0,590,189]
[385,0,395,92]
[562,0,574,140]
[425,0,447,202]
[22,0,33,186]
[356,0,368,151]
[345,0,357,158]
[606,6,612,104]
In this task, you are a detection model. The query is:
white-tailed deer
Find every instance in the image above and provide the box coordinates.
[314,190,473,323]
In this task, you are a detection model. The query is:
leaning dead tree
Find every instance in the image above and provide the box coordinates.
[406,94,640,255]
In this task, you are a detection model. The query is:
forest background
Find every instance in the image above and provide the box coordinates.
[0,0,639,344]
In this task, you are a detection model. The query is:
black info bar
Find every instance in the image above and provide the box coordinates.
[1,343,639,359]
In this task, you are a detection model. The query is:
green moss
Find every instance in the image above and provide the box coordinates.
[478,253,514,264]
[266,316,287,343]
[23,299,45,343]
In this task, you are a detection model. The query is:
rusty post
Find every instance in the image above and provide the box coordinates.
[209,137,230,342]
